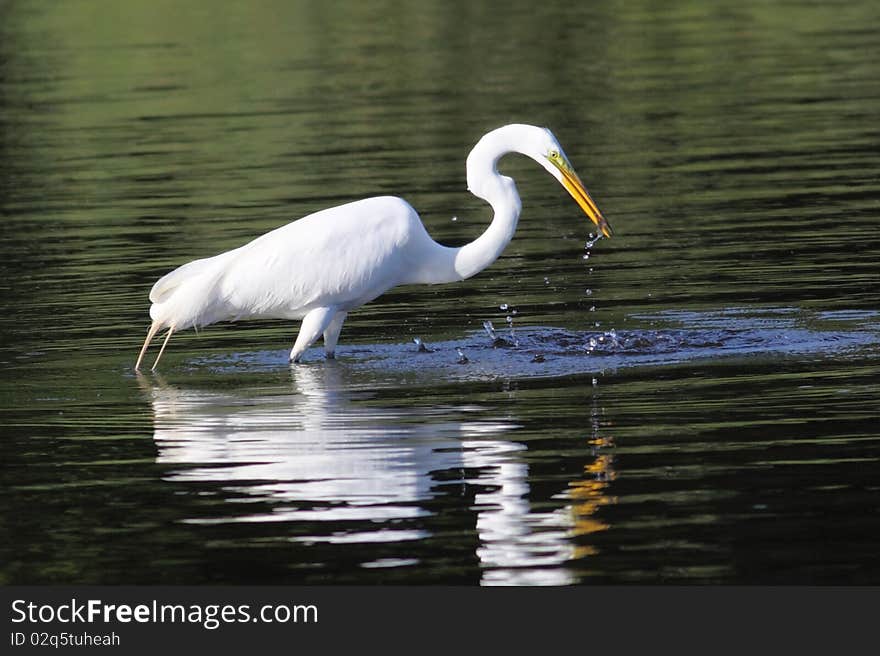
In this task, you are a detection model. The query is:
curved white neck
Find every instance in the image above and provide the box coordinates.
[412,126,526,284]
[455,134,522,279]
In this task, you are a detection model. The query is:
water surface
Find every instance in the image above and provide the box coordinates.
[2,0,880,584]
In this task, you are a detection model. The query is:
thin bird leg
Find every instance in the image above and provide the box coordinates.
[135,322,160,370]
[322,311,348,359]
[290,306,338,363]
[151,327,175,371]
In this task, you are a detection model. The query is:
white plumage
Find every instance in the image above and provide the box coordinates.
[136,124,611,370]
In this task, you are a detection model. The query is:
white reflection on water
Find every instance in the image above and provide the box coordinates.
[141,364,614,585]
[469,442,576,585]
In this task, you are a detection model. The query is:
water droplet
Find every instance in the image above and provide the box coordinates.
[456,348,469,364]
[511,309,518,316]
[589,305,596,312]
[582,253,591,260]
[544,277,550,285]
[482,320,497,340]
[592,377,598,386]
[584,289,593,296]
[588,267,593,274]
[589,337,597,348]
[451,216,458,222]
[584,233,603,249]
[505,315,513,325]
[531,353,545,363]
[499,303,509,311]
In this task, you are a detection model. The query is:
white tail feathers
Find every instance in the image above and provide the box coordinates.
[150,256,220,304]
[139,259,218,371]
[148,247,242,332]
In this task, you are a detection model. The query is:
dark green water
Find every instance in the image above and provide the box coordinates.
[2,0,879,584]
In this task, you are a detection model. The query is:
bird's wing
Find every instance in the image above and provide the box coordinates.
[216,197,418,318]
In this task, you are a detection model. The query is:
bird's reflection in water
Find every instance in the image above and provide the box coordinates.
[140,364,615,585]
[473,390,616,585]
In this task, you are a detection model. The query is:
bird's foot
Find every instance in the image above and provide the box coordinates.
[325,351,335,360]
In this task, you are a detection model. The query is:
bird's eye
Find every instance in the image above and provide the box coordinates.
[549,149,559,160]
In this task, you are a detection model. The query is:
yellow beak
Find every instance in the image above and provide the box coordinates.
[551,156,612,238]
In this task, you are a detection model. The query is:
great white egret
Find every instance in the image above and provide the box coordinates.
[135,123,612,370]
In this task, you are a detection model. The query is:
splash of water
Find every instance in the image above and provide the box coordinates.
[607,328,620,348]
[505,314,519,347]
[413,337,434,353]
[483,320,513,348]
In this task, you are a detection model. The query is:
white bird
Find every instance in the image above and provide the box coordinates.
[135,123,612,370]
